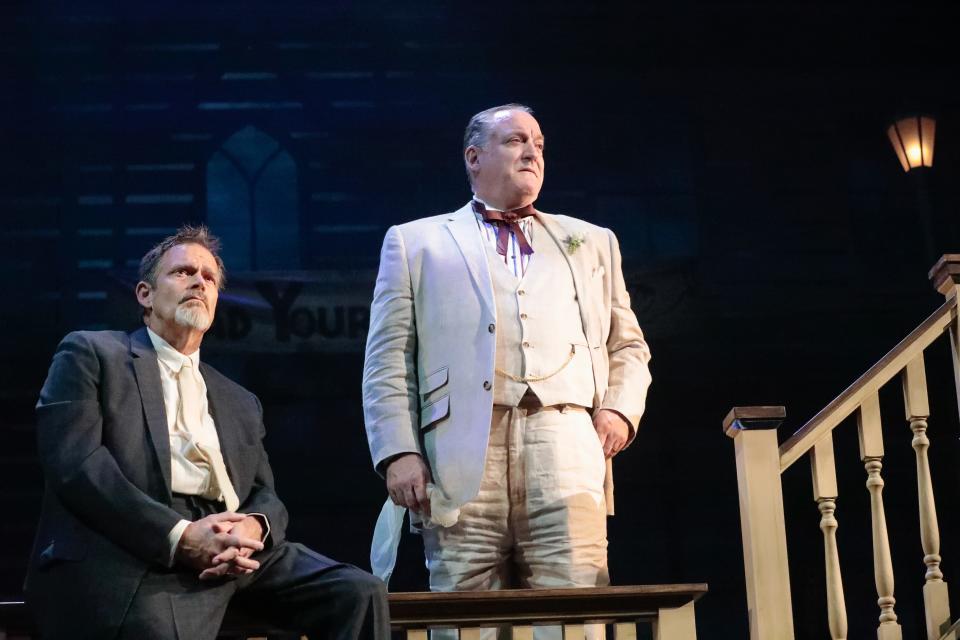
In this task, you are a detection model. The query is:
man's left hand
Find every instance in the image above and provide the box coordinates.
[200,515,265,580]
[593,409,630,458]
[211,514,264,542]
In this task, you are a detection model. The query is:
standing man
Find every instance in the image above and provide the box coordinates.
[26,226,390,640]
[363,105,652,607]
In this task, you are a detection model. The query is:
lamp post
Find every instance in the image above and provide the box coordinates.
[887,115,937,263]
[887,116,936,172]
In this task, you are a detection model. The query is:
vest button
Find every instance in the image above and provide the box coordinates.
[522,341,531,348]
[483,380,491,390]
[517,289,525,296]
[488,323,495,333]
[520,313,528,320]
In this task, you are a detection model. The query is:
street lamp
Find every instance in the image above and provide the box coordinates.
[887,115,936,172]
[887,115,939,262]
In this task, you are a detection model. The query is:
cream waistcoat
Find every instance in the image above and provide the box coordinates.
[487,217,595,408]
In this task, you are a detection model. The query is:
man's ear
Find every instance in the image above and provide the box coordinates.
[135,281,153,314]
[464,145,480,173]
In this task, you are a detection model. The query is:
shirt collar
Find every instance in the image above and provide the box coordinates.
[147,327,200,374]
[471,195,535,226]
[472,194,501,213]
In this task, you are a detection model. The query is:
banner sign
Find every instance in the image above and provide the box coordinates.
[202,270,377,353]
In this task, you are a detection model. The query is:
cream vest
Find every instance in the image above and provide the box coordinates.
[487,217,596,408]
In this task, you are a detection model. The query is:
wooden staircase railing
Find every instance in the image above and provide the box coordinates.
[725,253,960,640]
[388,584,707,638]
[1,584,707,639]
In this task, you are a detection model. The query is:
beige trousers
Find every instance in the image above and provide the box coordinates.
[422,404,609,639]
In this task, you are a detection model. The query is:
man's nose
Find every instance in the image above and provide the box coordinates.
[522,140,541,160]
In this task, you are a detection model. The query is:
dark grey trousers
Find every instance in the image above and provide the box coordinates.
[116,496,390,640]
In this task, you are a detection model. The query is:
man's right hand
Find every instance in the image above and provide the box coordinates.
[175,512,264,576]
[386,453,432,517]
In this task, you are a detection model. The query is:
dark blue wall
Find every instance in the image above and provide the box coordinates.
[3,2,960,637]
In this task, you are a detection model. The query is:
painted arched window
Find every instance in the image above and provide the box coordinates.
[207,126,300,270]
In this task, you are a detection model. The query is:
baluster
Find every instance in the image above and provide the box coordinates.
[654,601,698,639]
[562,625,585,640]
[811,434,847,639]
[459,627,482,640]
[902,353,954,640]
[612,622,636,640]
[511,626,533,640]
[857,392,902,640]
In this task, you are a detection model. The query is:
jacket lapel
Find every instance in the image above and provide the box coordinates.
[200,365,243,492]
[445,203,495,320]
[535,212,598,345]
[129,327,173,496]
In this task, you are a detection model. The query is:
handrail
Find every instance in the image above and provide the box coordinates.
[2,585,709,636]
[778,296,957,471]
[388,584,708,628]
[938,617,960,640]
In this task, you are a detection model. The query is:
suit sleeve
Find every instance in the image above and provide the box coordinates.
[35,332,183,565]
[237,394,289,547]
[362,225,421,475]
[599,228,652,442]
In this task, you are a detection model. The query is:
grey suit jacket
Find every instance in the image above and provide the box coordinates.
[363,203,652,509]
[24,327,289,639]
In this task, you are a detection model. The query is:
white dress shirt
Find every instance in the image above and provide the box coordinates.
[147,329,267,566]
[148,328,229,498]
[473,195,535,278]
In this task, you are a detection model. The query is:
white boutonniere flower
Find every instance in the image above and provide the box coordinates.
[563,233,586,255]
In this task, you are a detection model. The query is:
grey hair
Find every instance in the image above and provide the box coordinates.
[138,224,227,291]
[463,103,534,184]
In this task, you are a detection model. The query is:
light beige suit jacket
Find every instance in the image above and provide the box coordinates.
[362,202,652,509]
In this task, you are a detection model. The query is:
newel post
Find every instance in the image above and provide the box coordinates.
[724,406,794,640]
[924,255,960,640]
[930,255,960,420]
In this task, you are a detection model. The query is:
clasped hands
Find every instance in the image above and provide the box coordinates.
[385,408,630,515]
[175,512,265,580]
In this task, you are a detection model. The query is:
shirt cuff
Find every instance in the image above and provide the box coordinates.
[246,512,271,544]
[166,519,191,567]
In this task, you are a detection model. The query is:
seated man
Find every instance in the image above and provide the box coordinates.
[25,225,390,640]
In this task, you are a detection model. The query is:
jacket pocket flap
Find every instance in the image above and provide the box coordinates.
[419,394,450,431]
[421,366,449,396]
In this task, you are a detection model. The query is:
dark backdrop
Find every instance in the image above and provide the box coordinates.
[3,2,960,637]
